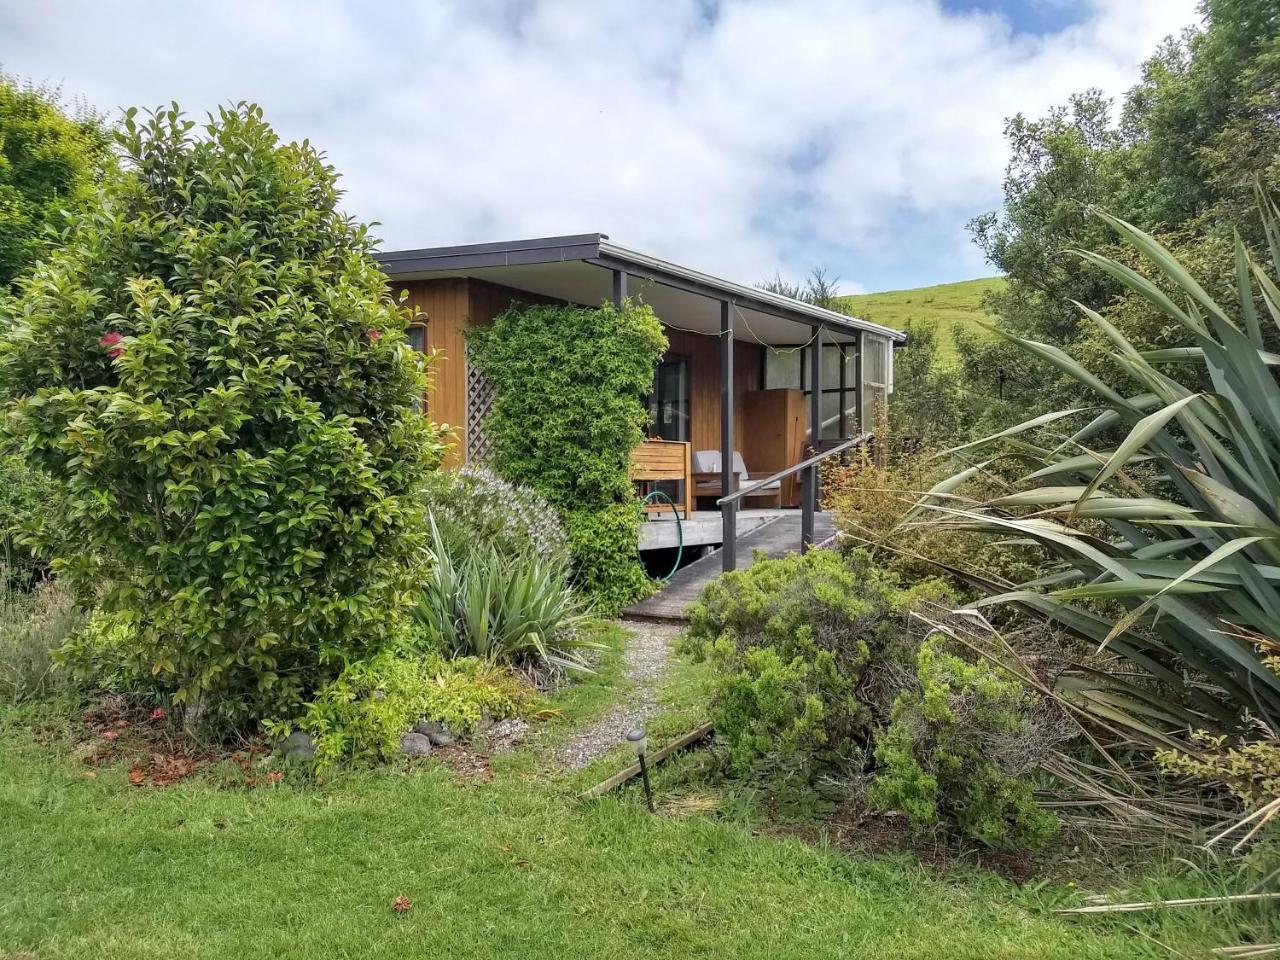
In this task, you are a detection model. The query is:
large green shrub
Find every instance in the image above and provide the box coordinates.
[468,299,666,613]
[0,104,448,733]
[0,73,114,289]
[0,452,55,588]
[871,636,1061,851]
[685,548,952,785]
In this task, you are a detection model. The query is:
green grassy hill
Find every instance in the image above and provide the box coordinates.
[835,276,1005,364]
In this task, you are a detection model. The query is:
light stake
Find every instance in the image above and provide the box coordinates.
[626,727,654,812]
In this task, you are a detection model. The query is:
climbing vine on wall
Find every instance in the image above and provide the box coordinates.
[469,299,667,613]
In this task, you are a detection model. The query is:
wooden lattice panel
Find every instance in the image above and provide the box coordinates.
[464,362,495,464]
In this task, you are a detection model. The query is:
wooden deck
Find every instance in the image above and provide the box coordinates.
[623,511,835,622]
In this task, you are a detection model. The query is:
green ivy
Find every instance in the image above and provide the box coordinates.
[468,299,666,614]
[0,104,449,733]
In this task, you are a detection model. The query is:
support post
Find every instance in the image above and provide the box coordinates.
[612,269,627,307]
[855,330,864,434]
[720,300,736,572]
[802,325,823,550]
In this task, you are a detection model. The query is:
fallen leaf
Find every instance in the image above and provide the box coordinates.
[392,896,412,914]
[82,770,97,779]
[264,770,283,784]
[128,766,145,787]
[150,755,195,787]
[102,731,119,742]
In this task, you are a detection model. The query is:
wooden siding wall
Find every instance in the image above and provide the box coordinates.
[394,276,763,466]
[397,278,468,465]
[663,328,762,455]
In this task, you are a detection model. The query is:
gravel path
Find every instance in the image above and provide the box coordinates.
[553,619,683,769]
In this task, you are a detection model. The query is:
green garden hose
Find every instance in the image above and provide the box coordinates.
[641,489,684,582]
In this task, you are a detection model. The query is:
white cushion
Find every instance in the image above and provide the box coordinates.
[693,449,750,483]
[692,450,720,473]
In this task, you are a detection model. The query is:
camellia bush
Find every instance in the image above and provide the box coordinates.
[469,299,666,613]
[0,104,448,733]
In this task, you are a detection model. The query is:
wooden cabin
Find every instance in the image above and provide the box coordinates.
[378,234,905,563]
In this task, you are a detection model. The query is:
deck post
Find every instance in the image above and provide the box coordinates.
[720,300,736,572]
[802,324,822,550]
[612,269,627,306]
[855,330,864,434]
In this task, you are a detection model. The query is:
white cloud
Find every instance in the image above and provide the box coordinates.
[0,0,1200,290]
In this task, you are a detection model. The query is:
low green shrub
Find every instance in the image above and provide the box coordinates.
[422,466,567,567]
[413,522,594,674]
[0,577,85,701]
[296,651,529,768]
[54,609,168,702]
[0,455,56,589]
[870,636,1061,850]
[685,548,952,786]
[562,503,652,615]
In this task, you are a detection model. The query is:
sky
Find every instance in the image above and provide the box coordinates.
[1,0,1201,294]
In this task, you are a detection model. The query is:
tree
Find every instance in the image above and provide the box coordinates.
[967,0,1280,422]
[758,267,842,308]
[0,104,448,733]
[884,323,969,449]
[0,73,113,289]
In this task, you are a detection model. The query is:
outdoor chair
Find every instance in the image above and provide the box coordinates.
[691,450,782,509]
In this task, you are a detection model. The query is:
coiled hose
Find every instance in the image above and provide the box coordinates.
[641,489,684,582]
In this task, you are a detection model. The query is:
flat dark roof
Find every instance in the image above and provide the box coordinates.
[376,233,906,343]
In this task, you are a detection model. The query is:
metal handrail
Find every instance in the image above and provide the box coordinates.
[715,433,872,506]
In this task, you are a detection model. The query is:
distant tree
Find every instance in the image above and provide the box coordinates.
[967,0,1280,420]
[0,72,113,288]
[0,74,114,588]
[759,267,842,308]
[0,104,448,733]
[886,324,969,449]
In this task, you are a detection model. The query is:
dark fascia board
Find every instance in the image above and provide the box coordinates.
[375,232,906,343]
[377,233,604,275]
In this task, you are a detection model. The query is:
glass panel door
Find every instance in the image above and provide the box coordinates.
[649,357,689,442]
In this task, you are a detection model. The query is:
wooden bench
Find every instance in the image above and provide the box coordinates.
[630,439,693,520]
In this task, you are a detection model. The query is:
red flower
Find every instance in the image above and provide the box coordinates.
[101,730,119,741]
[99,332,124,359]
[150,707,166,722]
[366,329,382,341]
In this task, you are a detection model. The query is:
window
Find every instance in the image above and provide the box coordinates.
[407,324,428,413]
[648,357,689,442]
[764,341,860,440]
[407,323,427,354]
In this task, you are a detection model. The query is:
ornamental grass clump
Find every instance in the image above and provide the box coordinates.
[0,104,448,734]
[413,520,593,677]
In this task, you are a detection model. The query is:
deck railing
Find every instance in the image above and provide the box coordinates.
[714,432,871,572]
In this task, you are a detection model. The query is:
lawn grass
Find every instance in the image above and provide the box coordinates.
[836,276,1005,364]
[0,626,1272,959]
